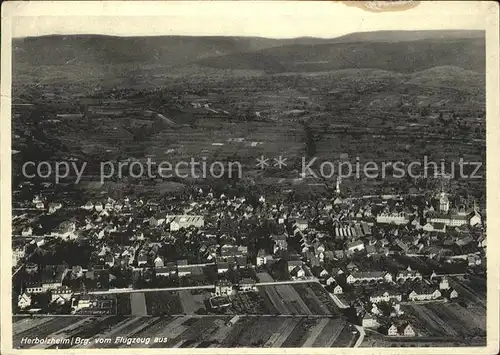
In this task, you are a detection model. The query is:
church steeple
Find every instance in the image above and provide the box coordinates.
[439,191,449,213]
[335,176,341,194]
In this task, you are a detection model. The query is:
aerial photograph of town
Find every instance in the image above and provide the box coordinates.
[6,1,492,351]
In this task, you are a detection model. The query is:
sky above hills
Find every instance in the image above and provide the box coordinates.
[8,1,489,39]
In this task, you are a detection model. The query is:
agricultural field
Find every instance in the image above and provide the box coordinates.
[13,315,357,348]
[115,294,131,315]
[81,284,340,317]
[130,293,148,316]
[114,290,211,316]
[402,302,486,340]
[178,290,209,314]
[359,330,478,348]
[449,275,486,308]
[144,291,184,316]
[229,292,273,315]
[257,283,340,316]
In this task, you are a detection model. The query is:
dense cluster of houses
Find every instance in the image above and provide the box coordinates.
[13,184,485,331]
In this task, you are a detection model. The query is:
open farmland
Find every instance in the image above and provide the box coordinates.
[257,284,341,316]
[178,290,208,314]
[402,302,486,340]
[359,330,483,348]
[13,315,356,348]
[144,291,184,316]
[449,275,486,308]
[116,294,132,315]
[130,293,148,316]
[258,285,311,315]
[13,316,84,349]
[292,283,340,315]
[229,292,274,315]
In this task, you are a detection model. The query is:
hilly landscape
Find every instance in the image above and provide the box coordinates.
[12,35,339,67]
[196,38,485,74]
[11,29,486,199]
[13,30,485,74]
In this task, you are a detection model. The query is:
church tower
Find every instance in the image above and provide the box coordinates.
[335,176,341,194]
[439,191,449,213]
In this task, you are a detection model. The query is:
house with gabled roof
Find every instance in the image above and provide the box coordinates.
[333,284,343,294]
[325,275,336,286]
[311,266,329,278]
[449,288,459,299]
[399,323,416,337]
[290,266,306,279]
[215,280,233,296]
[18,292,32,309]
[362,313,379,328]
[387,323,399,336]
[50,286,73,304]
[154,256,164,268]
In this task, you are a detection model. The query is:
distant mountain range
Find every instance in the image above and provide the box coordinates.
[13,30,485,74]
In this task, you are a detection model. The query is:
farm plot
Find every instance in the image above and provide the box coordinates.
[280,318,319,347]
[257,287,279,314]
[116,294,131,315]
[292,284,338,315]
[256,272,274,282]
[178,290,208,314]
[403,304,454,336]
[144,291,184,315]
[257,285,311,315]
[301,318,330,347]
[130,292,147,316]
[13,315,358,349]
[14,316,83,349]
[403,302,485,338]
[176,317,225,347]
[230,292,273,314]
[264,318,301,347]
[425,303,486,336]
[144,315,192,348]
[54,316,129,349]
[13,316,54,335]
[311,318,349,347]
[149,316,214,348]
[187,316,284,348]
[123,316,174,342]
[232,317,286,347]
[450,276,486,308]
[330,321,357,347]
[88,317,154,349]
[307,283,342,315]
[218,317,254,347]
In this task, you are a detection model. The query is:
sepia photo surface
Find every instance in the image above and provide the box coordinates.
[1,1,499,354]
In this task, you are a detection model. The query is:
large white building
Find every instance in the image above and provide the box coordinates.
[346,271,393,284]
[369,290,402,303]
[428,214,468,227]
[376,212,410,225]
